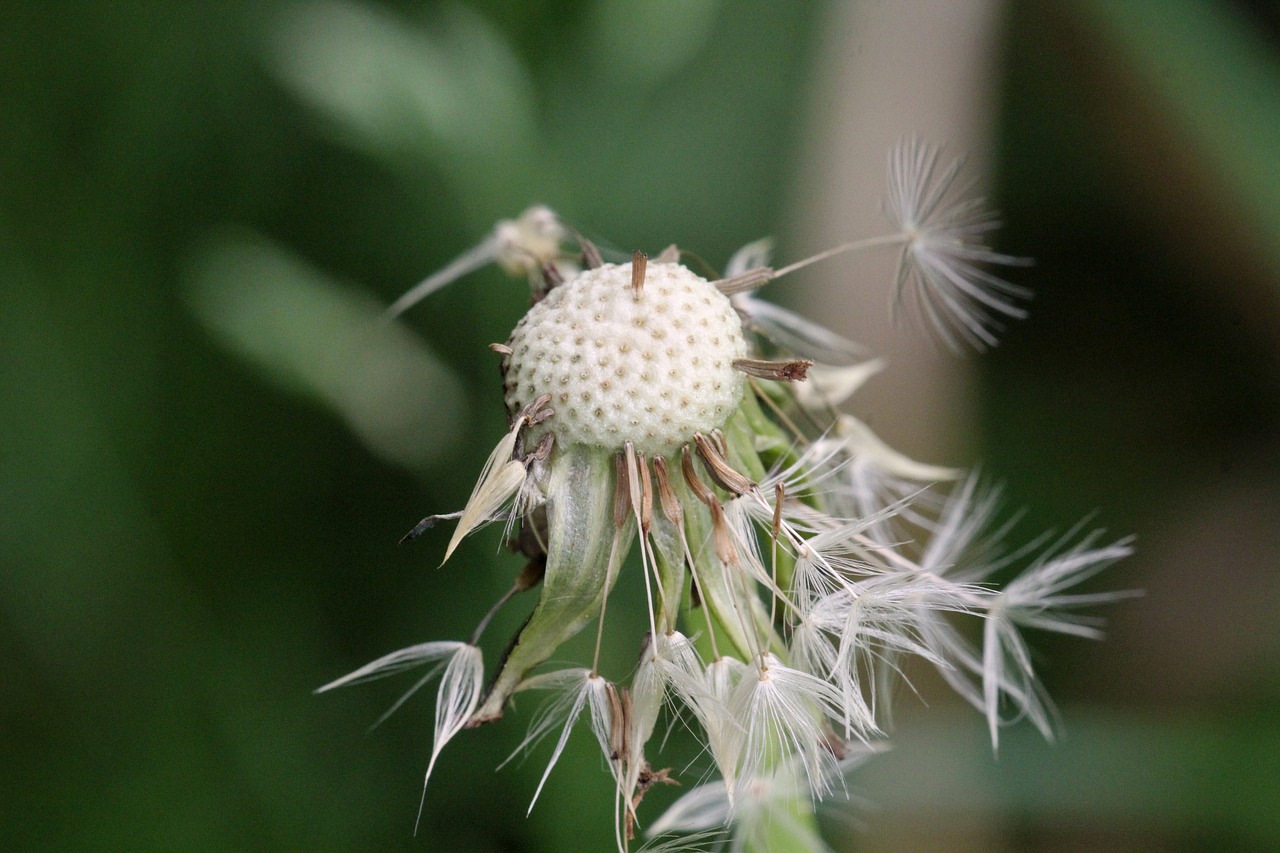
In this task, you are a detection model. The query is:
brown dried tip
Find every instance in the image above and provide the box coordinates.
[651,456,684,527]
[508,392,552,433]
[637,451,653,535]
[708,500,738,566]
[517,393,555,429]
[680,444,718,508]
[613,453,631,529]
[772,482,785,542]
[489,342,513,355]
[628,763,679,839]
[709,428,730,458]
[522,432,555,464]
[732,357,814,382]
[631,250,648,300]
[636,764,679,795]
[606,682,630,763]
[540,262,564,289]
[623,443,654,536]
[694,432,754,495]
[531,262,563,304]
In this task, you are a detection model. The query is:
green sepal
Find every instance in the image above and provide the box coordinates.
[722,411,799,595]
[649,515,687,634]
[736,382,794,463]
[472,444,627,722]
[722,405,771,481]
[744,796,828,853]
[671,472,785,664]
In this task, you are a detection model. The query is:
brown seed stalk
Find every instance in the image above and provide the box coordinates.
[580,235,603,269]
[708,500,738,566]
[631,250,647,300]
[732,357,814,382]
[772,482,786,543]
[606,682,629,762]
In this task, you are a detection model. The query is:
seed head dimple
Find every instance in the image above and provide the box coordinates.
[504,262,748,455]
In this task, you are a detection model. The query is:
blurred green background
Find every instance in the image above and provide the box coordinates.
[3,1,1278,851]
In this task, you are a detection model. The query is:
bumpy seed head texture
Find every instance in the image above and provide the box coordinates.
[503,262,748,455]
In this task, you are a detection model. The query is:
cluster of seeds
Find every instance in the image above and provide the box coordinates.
[502,262,748,456]
[329,141,1130,852]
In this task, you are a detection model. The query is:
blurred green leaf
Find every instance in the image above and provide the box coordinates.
[185,231,465,469]
[270,0,543,209]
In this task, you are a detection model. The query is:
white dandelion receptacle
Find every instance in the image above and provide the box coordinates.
[502,261,748,456]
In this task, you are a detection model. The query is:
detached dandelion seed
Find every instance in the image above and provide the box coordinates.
[320,138,1132,852]
[885,138,1033,350]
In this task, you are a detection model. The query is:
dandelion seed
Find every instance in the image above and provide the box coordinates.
[503,668,613,813]
[981,529,1136,749]
[700,656,748,794]
[651,750,880,852]
[885,137,1032,350]
[733,653,844,799]
[317,640,483,823]
[384,205,572,320]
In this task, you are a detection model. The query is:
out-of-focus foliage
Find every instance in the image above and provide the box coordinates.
[1,1,1278,851]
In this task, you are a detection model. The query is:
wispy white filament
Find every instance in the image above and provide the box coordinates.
[504,668,613,813]
[885,137,1031,350]
[384,235,501,321]
[316,640,483,827]
[734,293,865,366]
[981,529,1136,749]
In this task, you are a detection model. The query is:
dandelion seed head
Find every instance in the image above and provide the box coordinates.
[324,137,1131,851]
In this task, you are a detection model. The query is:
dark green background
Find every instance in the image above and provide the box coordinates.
[3,2,1278,851]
